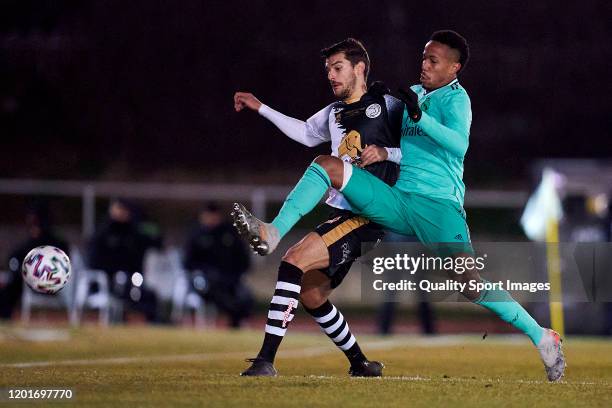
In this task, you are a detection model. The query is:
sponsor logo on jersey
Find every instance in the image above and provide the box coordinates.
[365,103,382,118]
[338,130,363,161]
[401,124,425,137]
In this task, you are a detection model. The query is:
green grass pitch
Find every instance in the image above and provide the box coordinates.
[0,326,610,407]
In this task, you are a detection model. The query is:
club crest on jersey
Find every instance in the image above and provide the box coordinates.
[365,103,381,118]
[420,98,430,112]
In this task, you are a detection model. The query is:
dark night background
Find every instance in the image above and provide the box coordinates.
[1,0,611,185]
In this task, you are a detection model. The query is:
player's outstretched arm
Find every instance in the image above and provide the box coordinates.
[233,90,328,148]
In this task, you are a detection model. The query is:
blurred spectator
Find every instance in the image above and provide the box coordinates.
[1,202,69,319]
[87,198,162,322]
[561,194,612,335]
[184,202,253,328]
[561,195,607,242]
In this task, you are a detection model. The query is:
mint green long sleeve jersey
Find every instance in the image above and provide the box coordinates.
[397,78,472,205]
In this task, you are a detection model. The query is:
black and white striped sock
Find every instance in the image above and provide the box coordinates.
[305,300,367,365]
[257,261,302,363]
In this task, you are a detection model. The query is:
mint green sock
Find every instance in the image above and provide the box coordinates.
[271,162,331,238]
[474,285,544,345]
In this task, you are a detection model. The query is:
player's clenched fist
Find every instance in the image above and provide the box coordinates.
[234,92,263,112]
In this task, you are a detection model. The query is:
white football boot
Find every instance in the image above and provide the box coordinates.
[231,203,280,256]
[537,328,566,382]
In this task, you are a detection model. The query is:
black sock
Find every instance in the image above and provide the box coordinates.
[257,261,302,363]
[305,300,367,366]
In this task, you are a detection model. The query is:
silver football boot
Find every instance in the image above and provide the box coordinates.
[537,328,566,382]
[231,203,280,256]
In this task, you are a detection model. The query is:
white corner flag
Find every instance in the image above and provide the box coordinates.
[520,168,564,241]
[521,167,566,336]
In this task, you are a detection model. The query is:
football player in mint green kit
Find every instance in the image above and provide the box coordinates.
[232,30,565,381]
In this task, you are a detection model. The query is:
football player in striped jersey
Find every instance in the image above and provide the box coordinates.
[233,38,404,377]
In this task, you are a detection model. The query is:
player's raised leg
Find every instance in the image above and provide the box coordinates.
[232,156,345,255]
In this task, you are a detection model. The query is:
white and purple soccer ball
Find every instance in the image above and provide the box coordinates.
[22,246,71,294]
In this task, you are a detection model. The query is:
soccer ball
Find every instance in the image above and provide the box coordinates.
[22,246,72,294]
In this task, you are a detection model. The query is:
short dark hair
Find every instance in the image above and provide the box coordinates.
[320,38,370,80]
[430,30,469,73]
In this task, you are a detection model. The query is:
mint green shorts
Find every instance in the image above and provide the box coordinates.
[342,166,473,254]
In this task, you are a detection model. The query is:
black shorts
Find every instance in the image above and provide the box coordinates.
[315,209,384,289]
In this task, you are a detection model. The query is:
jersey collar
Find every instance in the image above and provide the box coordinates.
[422,78,459,96]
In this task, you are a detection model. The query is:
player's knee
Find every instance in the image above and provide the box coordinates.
[313,155,343,188]
[313,154,333,166]
[451,267,481,285]
[281,246,303,269]
[446,262,482,300]
[299,288,327,309]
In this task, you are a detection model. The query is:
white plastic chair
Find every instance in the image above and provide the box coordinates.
[170,271,207,327]
[70,268,117,326]
[149,247,210,327]
[21,285,73,324]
